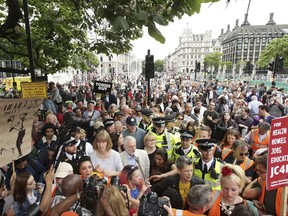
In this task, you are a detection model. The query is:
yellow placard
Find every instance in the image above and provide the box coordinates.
[21,82,47,99]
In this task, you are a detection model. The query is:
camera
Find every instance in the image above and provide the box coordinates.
[81,175,107,212]
[138,191,169,216]
[110,176,127,194]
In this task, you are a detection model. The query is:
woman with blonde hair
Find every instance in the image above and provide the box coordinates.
[208,164,258,216]
[90,129,123,177]
[45,113,61,128]
[96,185,129,216]
[144,132,157,164]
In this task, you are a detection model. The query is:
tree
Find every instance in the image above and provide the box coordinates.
[224,61,232,71]
[204,52,223,71]
[257,35,288,68]
[0,0,219,73]
[155,59,163,72]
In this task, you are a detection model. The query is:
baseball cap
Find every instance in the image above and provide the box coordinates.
[126,116,137,126]
[94,121,104,130]
[55,162,73,178]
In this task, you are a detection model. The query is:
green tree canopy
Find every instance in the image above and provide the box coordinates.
[155,59,163,72]
[0,0,219,73]
[204,51,223,70]
[257,35,288,68]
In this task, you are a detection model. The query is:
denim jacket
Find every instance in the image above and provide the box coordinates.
[13,189,42,216]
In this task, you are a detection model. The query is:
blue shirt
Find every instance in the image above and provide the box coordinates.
[130,188,140,199]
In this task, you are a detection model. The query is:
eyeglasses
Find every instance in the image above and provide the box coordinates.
[239,153,249,156]
[177,118,184,120]
[146,139,156,142]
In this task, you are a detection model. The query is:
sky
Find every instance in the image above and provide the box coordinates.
[131,0,288,60]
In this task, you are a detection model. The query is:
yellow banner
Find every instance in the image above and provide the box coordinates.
[21,82,47,99]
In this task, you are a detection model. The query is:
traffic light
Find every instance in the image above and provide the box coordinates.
[276,56,284,73]
[196,62,201,72]
[246,61,251,73]
[145,55,154,79]
[268,61,275,71]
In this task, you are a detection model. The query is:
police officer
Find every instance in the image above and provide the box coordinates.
[165,114,181,140]
[57,137,80,174]
[193,139,224,190]
[172,129,200,162]
[149,117,178,160]
[138,108,153,131]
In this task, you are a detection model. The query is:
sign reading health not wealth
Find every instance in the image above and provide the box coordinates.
[267,116,288,190]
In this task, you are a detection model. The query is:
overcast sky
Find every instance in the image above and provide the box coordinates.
[131,0,288,60]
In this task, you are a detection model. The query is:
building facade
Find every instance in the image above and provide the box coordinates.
[97,53,142,82]
[220,13,288,76]
[164,24,221,76]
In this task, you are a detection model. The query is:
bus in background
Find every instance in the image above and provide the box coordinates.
[3,76,31,91]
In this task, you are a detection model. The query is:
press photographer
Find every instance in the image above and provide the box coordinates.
[50,174,128,216]
[138,191,170,216]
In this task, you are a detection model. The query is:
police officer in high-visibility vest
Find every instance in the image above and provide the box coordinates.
[193,139,224,190]
[150,116,178,160]
[138,108,153,131]
[165,114,181,140]
[172,129,200,162]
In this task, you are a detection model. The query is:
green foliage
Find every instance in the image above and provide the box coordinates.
[257,35,288,68]
[224,61,232,70]
[155,59,163,72]
[204,51,223,70]
[0,0,218,73]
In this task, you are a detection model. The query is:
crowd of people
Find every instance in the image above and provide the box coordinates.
[0,72,288,216]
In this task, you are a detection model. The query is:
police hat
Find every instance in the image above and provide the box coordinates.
[165,114,176,123]
[126,116,137,126]
[180,129,193,139]
[197,139,216,151]
[103,118,115,127]
[140,108,153,117]
[63,137,78,147]
[152,117,166,124]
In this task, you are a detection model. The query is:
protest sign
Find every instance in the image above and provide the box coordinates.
[0,99,42,167]
[267,116,288,190]
[94,81,112,94]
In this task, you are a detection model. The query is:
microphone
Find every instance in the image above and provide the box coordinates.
[135,156,145,179]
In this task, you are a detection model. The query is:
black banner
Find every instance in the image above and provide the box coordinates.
[94,81,112,94]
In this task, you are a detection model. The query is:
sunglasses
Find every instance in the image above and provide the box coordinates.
[239,152,249,156]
